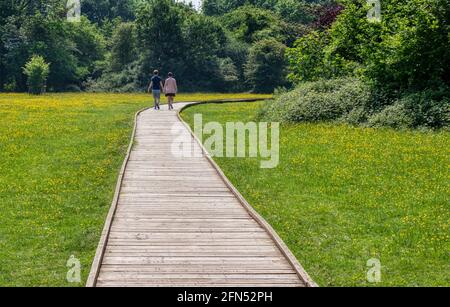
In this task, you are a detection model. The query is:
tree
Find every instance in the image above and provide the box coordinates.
[0,2,80,91]
[0,16,27,91]
[244,39,287,93]
[275,0,316,24]
[136,0,233,91]
[328,0,450,91]
[222,34,250,90]
[286,31,331,83]
[23,55,50,94]
[69,17,106,82]
[21,12,79,90]
[1,0,338,93]
[0,0,71,91]
[203,0,324,19]
[181,14,228,90]
[110,22,136,72]
[81,0,136,24]
[313,1,344,30]
[202,0,247,16]
[221,5,285,44]
[136,0,186,84]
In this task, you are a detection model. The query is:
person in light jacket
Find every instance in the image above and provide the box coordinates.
[164,72,178,110]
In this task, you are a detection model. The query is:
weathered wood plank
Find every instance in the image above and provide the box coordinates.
[100,265,294,274]
[110,228,266,233]
[102,256,291,265]
[108,232,270,239]
[97,284,300,288]
[98,273,301,282]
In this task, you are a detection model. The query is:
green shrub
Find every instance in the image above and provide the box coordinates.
[368,90,450,130]
[3,80,17,92]
[85,60,142,92]
[399,89,450,129]
[262,77,449,130]
[368,103,415,129]
[22,56,50,95]
[261,77,372,123]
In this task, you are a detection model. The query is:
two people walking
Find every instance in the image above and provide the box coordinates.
[148,70,178,110]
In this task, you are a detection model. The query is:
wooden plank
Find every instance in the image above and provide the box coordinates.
[114,203,244,208]
[111,220,258,226]
[102,256,291,265]
[96,277,301,284]
[112,212,252,217]
[105,245,278,251]
[120,184,230,189]
[111,225,261,230]
[107,238,272,244]
[119,195,235,199]
[112,218,254,223]
[114,213,249,218]
[105,244,274,250]
[105,252,282,257]
[114,212,249,217]
[110,228,266,233]
[122,175,223,181]
[107,242,275,247]
[100,265,294,274]
[118,196,238,202]
[97,273,301,283]
[97,283,301,288]
[107,237,272,242]
[107,232,270,239]
[120,171,219,176]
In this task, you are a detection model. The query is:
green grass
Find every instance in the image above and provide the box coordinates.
[0,93,269,286]
[181,101,450,287]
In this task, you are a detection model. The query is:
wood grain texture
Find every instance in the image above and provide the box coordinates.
[87,101,316,287]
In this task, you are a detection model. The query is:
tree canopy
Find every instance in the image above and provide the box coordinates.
[1,0,447,99]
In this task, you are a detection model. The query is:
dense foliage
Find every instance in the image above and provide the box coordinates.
[270,0,450,129]
[260,78,372,123]
[244,39,287,93]
[1,0,326,93]
[81,0,136,24]
[203,0,322,23]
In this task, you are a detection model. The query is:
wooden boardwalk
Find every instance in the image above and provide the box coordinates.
[87,102,316,287]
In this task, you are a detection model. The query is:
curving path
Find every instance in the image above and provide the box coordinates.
[87,102,316,287]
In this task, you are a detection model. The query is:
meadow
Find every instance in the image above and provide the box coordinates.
[181,101,450,287]
[0,93,270,286]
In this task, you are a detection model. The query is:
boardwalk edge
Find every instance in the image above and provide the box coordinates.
[86,107,149,287]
